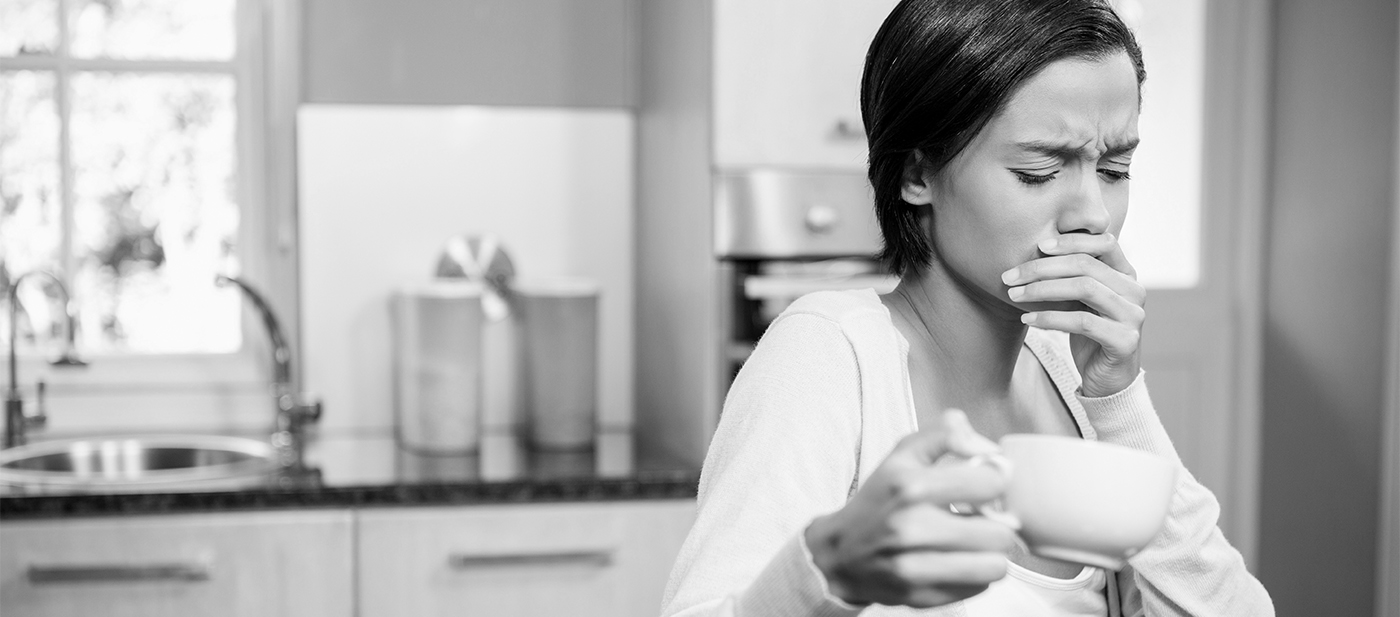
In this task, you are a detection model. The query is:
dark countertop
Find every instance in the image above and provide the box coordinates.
[0,430,700,520]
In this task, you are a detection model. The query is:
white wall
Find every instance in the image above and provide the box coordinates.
[1115,0,1206,289]
[297,106,634,435]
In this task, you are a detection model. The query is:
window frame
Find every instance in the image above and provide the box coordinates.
[0,0,301,433]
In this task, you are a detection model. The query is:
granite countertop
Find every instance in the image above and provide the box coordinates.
[0,429,700,520]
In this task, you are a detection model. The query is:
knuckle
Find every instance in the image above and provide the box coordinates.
[887,507,928,542]
[1077,312,1096,332]
[888,552,921,580]
[1123,328,1142,348]
[920,471,957,503]
[1128,281,1147,301]
[887,474,918,504]
[1127,304,1146,325]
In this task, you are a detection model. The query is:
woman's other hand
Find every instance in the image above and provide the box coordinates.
[1003,232,1146,397]
[803,410,1017,608]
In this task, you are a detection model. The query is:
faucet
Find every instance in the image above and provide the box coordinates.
[215,275,321,470]
[5,271,86,448]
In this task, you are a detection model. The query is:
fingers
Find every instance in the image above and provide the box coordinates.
[1020,310,1141,358]
[886,460,1010,510]
[904,582,999,609]
[890,409,999,469]
[1009,275,1146,325]
[941,409,1000,458]
[859,551,1008,608]
[1005,233,1147,353]
[1036,232,1137,279]
[1002,252,1145,305]
[887,549,1009,588]
[826,411,1018,608]
[887,504,1019,553]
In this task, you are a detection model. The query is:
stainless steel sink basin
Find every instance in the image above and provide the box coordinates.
[0,434,277,490]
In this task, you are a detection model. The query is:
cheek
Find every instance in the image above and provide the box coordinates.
[933,181,1051,278]
[1108,188,1130,236]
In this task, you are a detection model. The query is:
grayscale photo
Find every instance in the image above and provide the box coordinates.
[0,1,1397,616]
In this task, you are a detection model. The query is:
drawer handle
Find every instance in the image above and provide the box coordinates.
[27,563,211,584]
[448,550,613,570]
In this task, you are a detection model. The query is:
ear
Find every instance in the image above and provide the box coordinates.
[900,150,937,205]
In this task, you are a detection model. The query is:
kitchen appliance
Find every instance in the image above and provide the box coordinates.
[714,170,898,381]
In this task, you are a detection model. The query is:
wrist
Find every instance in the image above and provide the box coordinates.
[1079,380,1125,399]
[1079,361,1141,398]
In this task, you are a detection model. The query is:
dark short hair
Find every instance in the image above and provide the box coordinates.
[861,0,1146,275]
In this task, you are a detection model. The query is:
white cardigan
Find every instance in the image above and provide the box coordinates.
[660,289,1273,617]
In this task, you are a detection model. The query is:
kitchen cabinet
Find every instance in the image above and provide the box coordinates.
[0,511,354,617]
[357,499,695,617]
[303,0,634,107]
[637,0,899,466]
[713,0,900,170]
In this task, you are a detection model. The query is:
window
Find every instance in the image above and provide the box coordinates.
[0,0,298,427]
[1112,0,1206,289]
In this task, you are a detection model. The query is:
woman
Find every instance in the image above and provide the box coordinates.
[660,0,1273,615]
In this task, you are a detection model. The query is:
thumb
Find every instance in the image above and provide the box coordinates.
[940,409,1001,458]
[893,409,1001,467]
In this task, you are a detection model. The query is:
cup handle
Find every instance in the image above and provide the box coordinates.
[952,453,1022,531]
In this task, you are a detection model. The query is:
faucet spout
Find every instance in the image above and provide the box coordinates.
[216,275,320,470]
[6,270,85,448]
[215,275,293,393]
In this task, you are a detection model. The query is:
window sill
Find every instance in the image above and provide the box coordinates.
[5,352,265,392]
[3,353,277,435]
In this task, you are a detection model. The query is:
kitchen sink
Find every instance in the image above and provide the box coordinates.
[0,434,277,490]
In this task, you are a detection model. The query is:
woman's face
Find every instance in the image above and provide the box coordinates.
[907,51,1140,313]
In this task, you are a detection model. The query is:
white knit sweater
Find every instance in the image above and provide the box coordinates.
[660,289,1273,617]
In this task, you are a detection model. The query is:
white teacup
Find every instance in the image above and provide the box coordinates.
[972,434,1178,570]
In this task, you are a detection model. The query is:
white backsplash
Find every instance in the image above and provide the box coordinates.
[297,105,635,434]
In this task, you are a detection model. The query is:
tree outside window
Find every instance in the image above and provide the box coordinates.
[1,0,244,357]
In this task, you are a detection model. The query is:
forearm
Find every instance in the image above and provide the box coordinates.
[1080,372,1275,616]
[662,312,867,617]
[665,531,863,617]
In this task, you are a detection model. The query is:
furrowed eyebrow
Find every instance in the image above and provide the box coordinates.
[1015,137,1140,159]
[1104,138,1140,158]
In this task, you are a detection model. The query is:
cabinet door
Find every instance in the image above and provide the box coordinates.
[358,499,696,617]
[0,511,354,617]
[714,0,899,170]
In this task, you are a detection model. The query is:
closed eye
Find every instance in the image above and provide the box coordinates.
[1098,168,1131,183]
[1013,170,1057,186]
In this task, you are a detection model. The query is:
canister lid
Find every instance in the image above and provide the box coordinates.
[395,280,485,298]
[435,234,515,320]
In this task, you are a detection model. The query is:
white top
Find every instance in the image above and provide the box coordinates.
[962,564,1108,616]
[660,289,1274,617]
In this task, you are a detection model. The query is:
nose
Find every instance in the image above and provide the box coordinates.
[1056,171,1112,235]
